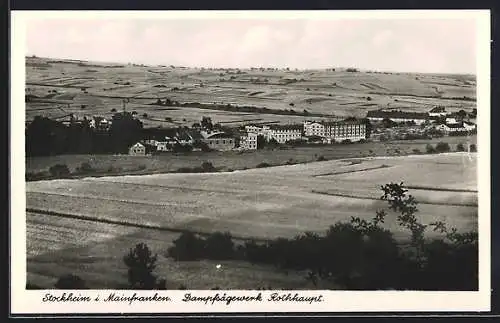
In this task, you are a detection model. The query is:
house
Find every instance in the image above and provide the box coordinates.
[240,132,258,150]
[463,121,477,132]
[436,123,468,134]
[129,142,146,156]
[429,106,447,117]
[304,120,366,142]
[366,110,428,125]
[202,132,236,151]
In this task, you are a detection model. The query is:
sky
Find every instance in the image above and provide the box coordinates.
[25,17,478,74]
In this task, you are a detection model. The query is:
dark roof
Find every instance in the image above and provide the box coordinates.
[268,124,303,130]
[204,132,235,139]
[446,123,466,129]
[366,110,428,119]
[321,120,364,126]
[430,106,446,113]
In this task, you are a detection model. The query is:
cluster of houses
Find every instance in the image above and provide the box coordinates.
[366,106,477,135]
[129,119,368,155]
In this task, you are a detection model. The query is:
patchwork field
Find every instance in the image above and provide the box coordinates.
[26,153,478,289]
[26,56,476,127]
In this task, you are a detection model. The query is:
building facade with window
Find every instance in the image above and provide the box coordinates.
[304,120,366,142]
[240,132,258,150]
[267,125,303,143]
[202,132,235,151]
[129,142,146,156]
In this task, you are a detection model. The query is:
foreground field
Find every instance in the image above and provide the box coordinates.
[26,153,478,288]
[26,56,476,127]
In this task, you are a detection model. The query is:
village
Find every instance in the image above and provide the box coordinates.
[124,104,476,156]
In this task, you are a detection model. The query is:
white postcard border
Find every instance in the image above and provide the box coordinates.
[10,10,491,314]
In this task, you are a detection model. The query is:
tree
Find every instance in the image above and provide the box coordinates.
[201,161,216,172]
[257,135,267,149]
[55,274,87,289]
[168,232,206,261]
[201,116,213,131]
[469,144,477,152]
[205,232,235,260]
[426,144,436,154]
[456,143,465,152]
[435,142,450,153]
[123,243,166,289]
[109,111,143,154]
[457,109,467,119]
[49,164,70,178]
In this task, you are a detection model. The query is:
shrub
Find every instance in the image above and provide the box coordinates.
[256,162,271,168]
[54,274,87,289]
[317,155,327,161]
[111,108,117,112]
[201,161,216,172]
[26,171,47,181]
[168,232,206,261]
[426,144,436,154]
[456,143,465,152]
[469,144,477,152]
[412,148,421,154]
[77,162,93,173]
[49,164,70,178]
[123,243,166,289]
[341,139,352,144]
[435,142,451,153]
[205,232,235,260]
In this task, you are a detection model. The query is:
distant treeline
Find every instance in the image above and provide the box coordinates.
[26,113,143,156]
[151,99,334,118]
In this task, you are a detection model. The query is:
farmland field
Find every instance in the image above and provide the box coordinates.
[26,57,476,127]
[26,135,477,176]
[26,153,478,289]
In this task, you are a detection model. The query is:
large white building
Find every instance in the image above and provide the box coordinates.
[366,110,428,125]
[267,124,303,143]
[304,120,367,142]
[239,132,258,150]
[245,124,302,144]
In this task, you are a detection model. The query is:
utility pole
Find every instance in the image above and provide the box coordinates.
[122,98,130,113]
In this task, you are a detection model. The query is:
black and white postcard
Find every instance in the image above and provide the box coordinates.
[10,9,491,315]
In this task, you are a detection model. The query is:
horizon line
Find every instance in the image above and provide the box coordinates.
[26,55,477,76]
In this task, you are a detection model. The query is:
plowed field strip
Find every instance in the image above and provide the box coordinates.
[311,190,478,207]
[27,208,271,243]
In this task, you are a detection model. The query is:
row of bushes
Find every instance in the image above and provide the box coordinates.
[175,162,216,173]
[165,183,478,290]
[425,142,477,154]
[26,162,146,181]
[151,100,332,118]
